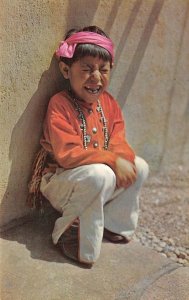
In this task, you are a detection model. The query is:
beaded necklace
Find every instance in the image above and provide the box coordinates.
[72,98,109,150]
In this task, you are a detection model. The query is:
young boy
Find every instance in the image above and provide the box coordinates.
[33,26,149,267]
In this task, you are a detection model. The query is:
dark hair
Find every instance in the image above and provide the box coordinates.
[60,25,113,67]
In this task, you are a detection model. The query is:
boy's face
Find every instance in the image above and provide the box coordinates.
[60,56,111,104]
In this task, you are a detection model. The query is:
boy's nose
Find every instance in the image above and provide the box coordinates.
[90,70,101,82]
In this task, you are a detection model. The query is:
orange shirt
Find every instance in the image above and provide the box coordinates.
[40,90,135,175]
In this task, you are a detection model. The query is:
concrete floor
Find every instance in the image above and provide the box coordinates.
[0,211,189,300]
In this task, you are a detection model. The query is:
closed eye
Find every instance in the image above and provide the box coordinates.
[101,69,109,74]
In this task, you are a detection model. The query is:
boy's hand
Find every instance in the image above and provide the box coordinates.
[115,157,137,189]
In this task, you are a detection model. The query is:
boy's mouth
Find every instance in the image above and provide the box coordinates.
[84,86,102,94]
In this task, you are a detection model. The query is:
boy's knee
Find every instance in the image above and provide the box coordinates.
[135,156,149,183]
[84,164,116,190]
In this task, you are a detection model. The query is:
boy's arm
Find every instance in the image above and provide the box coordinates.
[42,93,136,188]
[105,97,136,188]
[42,98,119,172]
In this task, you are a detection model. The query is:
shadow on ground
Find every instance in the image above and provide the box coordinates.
[0,209,74,264]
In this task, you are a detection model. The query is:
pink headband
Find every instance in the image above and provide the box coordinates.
[56,31,114,61]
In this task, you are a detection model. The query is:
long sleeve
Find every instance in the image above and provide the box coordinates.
[40,91,135,175]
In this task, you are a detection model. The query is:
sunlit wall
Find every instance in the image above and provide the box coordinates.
[1,0,189,226]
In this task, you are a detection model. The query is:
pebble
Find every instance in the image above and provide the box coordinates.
[137,228,189,266]
[161,236,169,242]
[166,252,176,258]
[178,252,187,259]
[155,246,163,252]
[159,241,166,248]
[174,249,180,256]
[178,258,186,265]
[160,253,167,258]
[167,238,175,246]
[152,237,159,243]
[164,245,174,252]
[178,246,186,252]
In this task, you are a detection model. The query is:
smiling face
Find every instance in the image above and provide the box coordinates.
[59,56,111,104]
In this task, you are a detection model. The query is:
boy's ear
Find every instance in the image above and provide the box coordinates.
[59,61,70,79]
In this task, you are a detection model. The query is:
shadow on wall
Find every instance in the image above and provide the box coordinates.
[159,3,189,169]
[114,0,164,107]
[0,0,166,227]
[65,0,100,30]
[0,56,66,226]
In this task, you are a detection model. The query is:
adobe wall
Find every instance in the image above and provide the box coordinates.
[0,0,188,226]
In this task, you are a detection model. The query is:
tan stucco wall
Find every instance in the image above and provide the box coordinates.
[0,0,189,226]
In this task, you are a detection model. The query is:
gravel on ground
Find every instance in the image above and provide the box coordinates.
[135,166,189,267]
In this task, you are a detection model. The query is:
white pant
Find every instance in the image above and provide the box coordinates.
[40,156,149,263]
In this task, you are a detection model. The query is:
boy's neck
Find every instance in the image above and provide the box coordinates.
[67,88,98,109]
